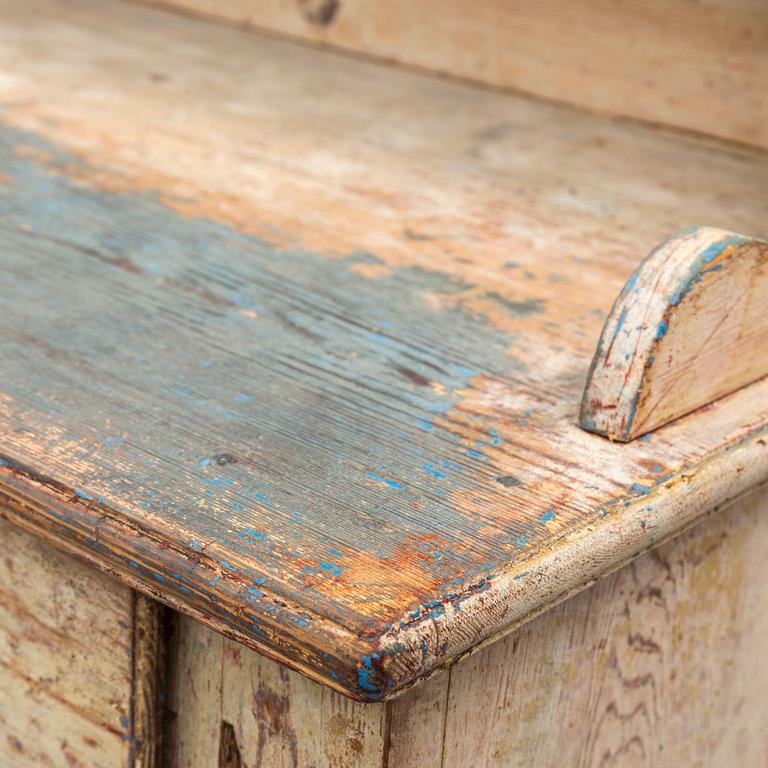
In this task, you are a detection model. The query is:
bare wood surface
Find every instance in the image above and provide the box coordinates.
[166,614,224,768]
[581,226,768,441]
[0,516,134,767]
[441,486,768,767]
[168,612,391,767]
[386,674,448,768]
[0,0,767,699]
[134,0,768,151]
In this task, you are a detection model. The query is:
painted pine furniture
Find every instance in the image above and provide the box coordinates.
[0,0,767,765]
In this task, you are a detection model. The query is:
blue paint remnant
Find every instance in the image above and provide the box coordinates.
[246,587,264,599]
[663,235,742,326]
[326,548,343,557]
[625,269,640,292]
[422,463,444,479]
[700,235,744,263]
[612,307,628,340]
[358,654,380,693]
[74,488,94,501]
[209,575,221,586]
[629,482,651,496]
[539,509,556,522]
[366,472,402,490]
[513,571,529,580]
[318,562,345,575]
[198,458,211,467]
[466,449,484,460]
[121,715,130,730]
[153,573,166,582]
[517,534,528,547]
[655,320,669,339]
[219,560,235,572]
[415,417,434,431]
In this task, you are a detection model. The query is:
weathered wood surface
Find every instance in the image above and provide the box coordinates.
[0,516,134,767]
[0,0,767,699]
[133,594,170,767]
[167,611,447,767]
[166,485,768,766]
[441,486,768,767]
[135,0,768,151]
[581,226,768,441]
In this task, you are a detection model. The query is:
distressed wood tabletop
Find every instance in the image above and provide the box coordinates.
[1,0,767,701]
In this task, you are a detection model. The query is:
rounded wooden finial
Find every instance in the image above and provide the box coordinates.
[580,226,768,442]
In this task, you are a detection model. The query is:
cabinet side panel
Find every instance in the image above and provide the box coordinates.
[0,516,134,767]
[219,635,387,768]
[387,673,449,768]
[167,614,454,767]
[166,614,388,767]
[442,487,768,767]
[165,612,224,768]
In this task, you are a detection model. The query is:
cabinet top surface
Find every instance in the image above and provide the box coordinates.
[1,0,767,700]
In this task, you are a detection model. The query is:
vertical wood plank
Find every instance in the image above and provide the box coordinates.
[132,594,171,768]
[441,488,768,767]
[221,636,388,768]
[387,673,449,768]
[166,613,224,768]
[0,516,134,768]
[168,613,453,768]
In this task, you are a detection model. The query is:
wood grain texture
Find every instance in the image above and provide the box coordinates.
[0,516,134,767]
[132,594,170,768]
[166,614,224,768]
[0,0,767,699]
[441,485,768,767]
[168,611,449,767]
[133,0,768,150]
[581,226,768,441]
[167,484,768,766]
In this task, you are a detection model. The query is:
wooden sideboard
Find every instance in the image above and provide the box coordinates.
[1,1,767,765]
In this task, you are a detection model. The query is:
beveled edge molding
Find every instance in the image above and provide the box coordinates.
[580,226,768,442]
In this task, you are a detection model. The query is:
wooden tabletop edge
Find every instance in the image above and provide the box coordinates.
[3,420,768,700]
